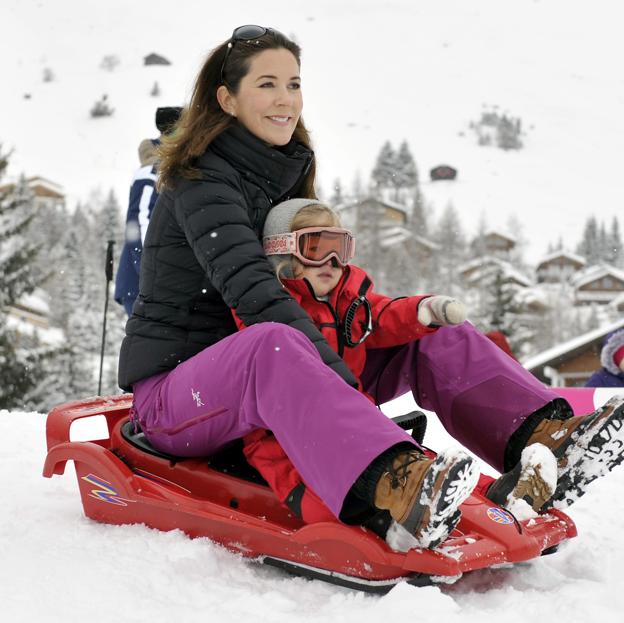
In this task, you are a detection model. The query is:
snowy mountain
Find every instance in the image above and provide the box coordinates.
[3,0,624,263]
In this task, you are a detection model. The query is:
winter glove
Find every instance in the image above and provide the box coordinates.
[417,295,467,327]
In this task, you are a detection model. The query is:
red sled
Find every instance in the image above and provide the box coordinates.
[43,395,577,593]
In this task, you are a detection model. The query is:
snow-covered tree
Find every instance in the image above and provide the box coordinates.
[394,140,418,202]
[576,216,601,265]
[330,178,344,205]
[431,202,467,296]
[608,216,622,268]
[354,199,385,286]
[0,151,45,409]
[370,141,396,197]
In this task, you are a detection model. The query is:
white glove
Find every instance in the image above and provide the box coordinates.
[418,296,467,327]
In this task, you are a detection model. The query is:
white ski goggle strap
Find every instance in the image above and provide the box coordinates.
[263,226,355,267]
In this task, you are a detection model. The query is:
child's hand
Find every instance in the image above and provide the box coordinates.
[418,296,467,327]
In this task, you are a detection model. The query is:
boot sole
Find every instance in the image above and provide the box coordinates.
[403,451,479,548]
[551,396,624,508]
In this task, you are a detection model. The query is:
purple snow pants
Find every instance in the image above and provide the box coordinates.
[132,322,558,518]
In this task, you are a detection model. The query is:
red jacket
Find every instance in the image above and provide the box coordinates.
[234,265,437,391]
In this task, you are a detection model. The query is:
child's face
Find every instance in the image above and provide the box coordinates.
[293,258,343,297]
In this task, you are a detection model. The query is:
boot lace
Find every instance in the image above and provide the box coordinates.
[383,452,423,490]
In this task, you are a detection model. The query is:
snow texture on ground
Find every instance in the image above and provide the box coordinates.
[3,396,624,623]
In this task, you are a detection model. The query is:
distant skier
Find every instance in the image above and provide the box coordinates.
[114,106,182,315]
[585,328,624,387]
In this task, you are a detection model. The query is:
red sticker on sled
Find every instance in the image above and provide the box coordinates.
[487,507,514,525]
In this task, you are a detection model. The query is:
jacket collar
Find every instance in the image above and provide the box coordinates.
[283,265,373,309]
[206,124,313,203]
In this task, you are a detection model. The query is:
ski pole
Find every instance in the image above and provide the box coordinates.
[98,240,115,395]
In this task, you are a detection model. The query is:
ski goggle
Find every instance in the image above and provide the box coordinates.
[263,227,356,267]
[220,25,272,85]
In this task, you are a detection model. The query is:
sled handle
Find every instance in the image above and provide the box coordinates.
[45,396,133,451]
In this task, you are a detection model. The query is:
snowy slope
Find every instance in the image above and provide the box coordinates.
[3,398,624,622]
[3,0,624,262]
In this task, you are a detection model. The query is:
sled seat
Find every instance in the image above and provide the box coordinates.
[119,420,267,484]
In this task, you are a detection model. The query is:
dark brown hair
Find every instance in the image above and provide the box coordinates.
[157,29,316,197]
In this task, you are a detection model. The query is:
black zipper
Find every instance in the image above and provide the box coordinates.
[302,278,345,357]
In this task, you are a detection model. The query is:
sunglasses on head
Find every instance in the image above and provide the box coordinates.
[264,227,356,267]
[220,25,271,86]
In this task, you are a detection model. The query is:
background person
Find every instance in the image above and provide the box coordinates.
[586,329,624,388]
[114,106,182,315]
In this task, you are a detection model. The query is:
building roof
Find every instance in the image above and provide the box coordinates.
[536,250,586,269]
[0,176,65,199]
[522,317,624,371]
[571,264,624,289]
[484,229,517,244]
[459,256,532,287]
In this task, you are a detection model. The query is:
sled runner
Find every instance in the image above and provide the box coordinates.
[43,394,578,593]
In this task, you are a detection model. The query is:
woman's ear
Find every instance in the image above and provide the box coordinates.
[216,85,236,117]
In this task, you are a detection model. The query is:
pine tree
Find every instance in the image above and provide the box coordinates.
[410,185,428,238]
[608,216,622,267]
[576,216,600,265]
[351,170,364,200]
[354,199,385,286]
[0,151,45,409]
[370,141,396,198]
[330,178,343,205]
[431,202,467,297]
[55,228,99,398]
[394,140,418,202]
[598,221,609,263]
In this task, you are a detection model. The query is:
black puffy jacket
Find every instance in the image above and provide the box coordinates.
[118,124,358,391]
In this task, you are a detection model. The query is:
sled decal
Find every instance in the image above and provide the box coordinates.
[81,474,133,506]
[486,507,514,525]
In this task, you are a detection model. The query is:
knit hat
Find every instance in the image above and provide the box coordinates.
[601,329,624,375]
[262,198,329,276]
[155,106,183,134]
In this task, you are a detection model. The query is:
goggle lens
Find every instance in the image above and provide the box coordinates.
[298,230,350,264]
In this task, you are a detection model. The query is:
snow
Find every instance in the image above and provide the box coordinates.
[3,0,624,618]
[3,0,624,263]
[3,394,624,621]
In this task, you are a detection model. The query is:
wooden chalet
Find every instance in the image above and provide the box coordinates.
[536,250,586,283]
[430,165,458,181]
[459,256,531,289]
[523,318,624,387]
[0,176,65,210]
[483,230,516,256]
[572,264,624,305]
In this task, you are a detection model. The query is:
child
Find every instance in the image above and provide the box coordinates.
[586,329,624,388]
[236,199,558,546]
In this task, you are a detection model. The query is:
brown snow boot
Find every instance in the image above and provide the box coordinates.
[486,443,557,513]
[373,449,478,548]
[525,395,624,508]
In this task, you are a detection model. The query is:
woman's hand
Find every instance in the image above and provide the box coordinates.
[417,296,467,327]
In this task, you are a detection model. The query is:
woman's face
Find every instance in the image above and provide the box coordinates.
[293,259,343,298]
[225,48,303,146]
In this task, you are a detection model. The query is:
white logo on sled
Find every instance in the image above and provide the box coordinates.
[191,388,204,407]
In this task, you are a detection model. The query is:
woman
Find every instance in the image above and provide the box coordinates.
[119,26,624,548]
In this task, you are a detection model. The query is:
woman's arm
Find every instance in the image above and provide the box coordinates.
[174,179,358,387]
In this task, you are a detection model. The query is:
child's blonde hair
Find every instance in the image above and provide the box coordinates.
[275,204,342,280]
